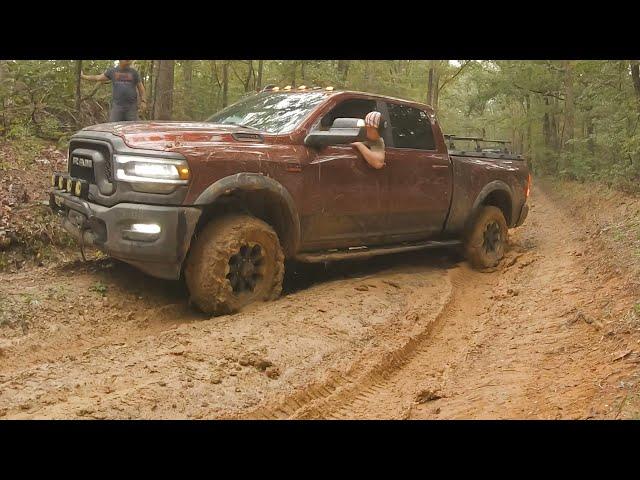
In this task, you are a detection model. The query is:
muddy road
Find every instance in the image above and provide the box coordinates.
[1,183,639,419]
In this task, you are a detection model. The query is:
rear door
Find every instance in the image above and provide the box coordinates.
[382,102,452,241]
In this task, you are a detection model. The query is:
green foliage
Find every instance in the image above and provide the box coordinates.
[89,281,108,296]
[1,59,639,191]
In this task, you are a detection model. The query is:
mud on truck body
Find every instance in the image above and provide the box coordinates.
[50,87,530,314]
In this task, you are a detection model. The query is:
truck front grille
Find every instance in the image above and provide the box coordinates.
[68,139,114,186]
[69,156,96,183]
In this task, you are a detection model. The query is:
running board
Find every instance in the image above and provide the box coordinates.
[295,240,462,263]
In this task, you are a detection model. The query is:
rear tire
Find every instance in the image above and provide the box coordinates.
[464,206,508,269]
[184,215,284,315]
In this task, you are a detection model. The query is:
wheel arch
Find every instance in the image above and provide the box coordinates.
[192,173,301,257]
[470,181,514,227]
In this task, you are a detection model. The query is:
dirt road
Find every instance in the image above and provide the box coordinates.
[1,183,639,419]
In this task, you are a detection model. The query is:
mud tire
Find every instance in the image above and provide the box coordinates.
[464,206,508,269]
[185,215,284,315]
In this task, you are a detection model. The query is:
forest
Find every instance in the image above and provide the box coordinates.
[1,60,640,191]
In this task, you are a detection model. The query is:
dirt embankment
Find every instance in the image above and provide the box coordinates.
[0,176,639,419]
[0,141,73,271]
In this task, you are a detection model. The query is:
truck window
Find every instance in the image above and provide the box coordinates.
[319,98,377,129]
[386,103,436,150]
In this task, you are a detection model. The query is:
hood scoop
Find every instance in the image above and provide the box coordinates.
[232,132,264,143]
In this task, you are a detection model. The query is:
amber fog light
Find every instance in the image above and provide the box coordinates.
[66,177,74,193]
[74,179,89,198]
[58,175,69,190]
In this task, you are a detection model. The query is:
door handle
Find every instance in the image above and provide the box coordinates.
[432,164,449,169]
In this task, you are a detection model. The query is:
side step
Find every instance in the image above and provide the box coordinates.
[295,240,462,263]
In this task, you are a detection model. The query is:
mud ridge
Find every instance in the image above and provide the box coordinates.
[232,266,466,419]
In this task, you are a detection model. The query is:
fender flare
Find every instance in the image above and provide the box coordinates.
[193,173,301,255]
[469,180,514,226]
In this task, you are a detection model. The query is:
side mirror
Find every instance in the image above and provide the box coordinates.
[304,117,367,148]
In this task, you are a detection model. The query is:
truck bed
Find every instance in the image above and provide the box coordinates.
[443,153,530,236]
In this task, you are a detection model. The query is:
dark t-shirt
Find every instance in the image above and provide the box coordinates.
[104,66,140,107]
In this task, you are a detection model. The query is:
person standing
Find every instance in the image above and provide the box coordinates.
[81,60,147,122]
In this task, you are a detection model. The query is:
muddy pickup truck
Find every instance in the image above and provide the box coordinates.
[50,87,530,314]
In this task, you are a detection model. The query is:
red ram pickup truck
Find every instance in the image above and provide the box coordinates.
[50,87,530,314]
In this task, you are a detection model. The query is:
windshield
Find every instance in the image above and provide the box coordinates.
[205,92,328,134]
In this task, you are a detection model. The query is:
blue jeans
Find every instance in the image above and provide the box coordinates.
[109,103,138,122]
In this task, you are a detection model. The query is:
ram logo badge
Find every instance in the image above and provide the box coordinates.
[72,156,93,168]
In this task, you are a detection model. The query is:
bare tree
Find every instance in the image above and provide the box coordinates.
[563,60,575,149]
[222,61,229,108]
[182,60,193,118]
[75,60,82,120]
[426,61,438,107]
[257,60,264,90]
[244,60,254,92]
[631,61,640,113]
[155,60,175,120]
[337,60,350,87]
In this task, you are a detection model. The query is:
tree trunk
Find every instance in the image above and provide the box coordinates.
[75,60,83,123]
[155,60,175,120]
[290,62,297,87]
[257,60,264,90]
[148,60,155,115]
[222,62,229,108]
[337,60,350,87]
[138,60,148,87]
[426,62,435,105]
[432,68,440,110]
[563,60,574,150]
[426,61,440,108]
[183,60,193,118]
[543,97,552,149]
[210,61,220,109]
[550,97,560,151]
[244,60,253,92]
[631,61,640,113]
[585,109,595,153]
[0,60,7,136]
[151,60,159,119]
[525,94,532,156]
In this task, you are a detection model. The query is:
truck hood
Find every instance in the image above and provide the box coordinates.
[82,121,263,150]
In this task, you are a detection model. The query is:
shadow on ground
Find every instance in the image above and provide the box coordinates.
[59,245,465,312]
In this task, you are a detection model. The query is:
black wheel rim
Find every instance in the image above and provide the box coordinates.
[226,244,265,294]
[482,221,502,254]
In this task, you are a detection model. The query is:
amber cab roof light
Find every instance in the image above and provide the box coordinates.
[261,85,334,92]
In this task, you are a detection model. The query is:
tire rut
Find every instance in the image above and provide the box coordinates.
[236,265,471,419]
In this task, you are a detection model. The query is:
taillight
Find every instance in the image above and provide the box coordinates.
[525,173,531,199]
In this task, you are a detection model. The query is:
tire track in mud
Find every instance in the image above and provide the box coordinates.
[316,267,489,420]
[234,264,475,420]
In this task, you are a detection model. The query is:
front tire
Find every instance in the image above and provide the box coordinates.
[184,215,284,315]
[464,206,508,269]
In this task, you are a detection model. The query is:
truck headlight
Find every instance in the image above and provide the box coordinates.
[114,155,190,193]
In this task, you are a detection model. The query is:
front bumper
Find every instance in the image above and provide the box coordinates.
[50,189,201,280]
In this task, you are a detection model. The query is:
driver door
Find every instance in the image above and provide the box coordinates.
[299,98,390,251]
